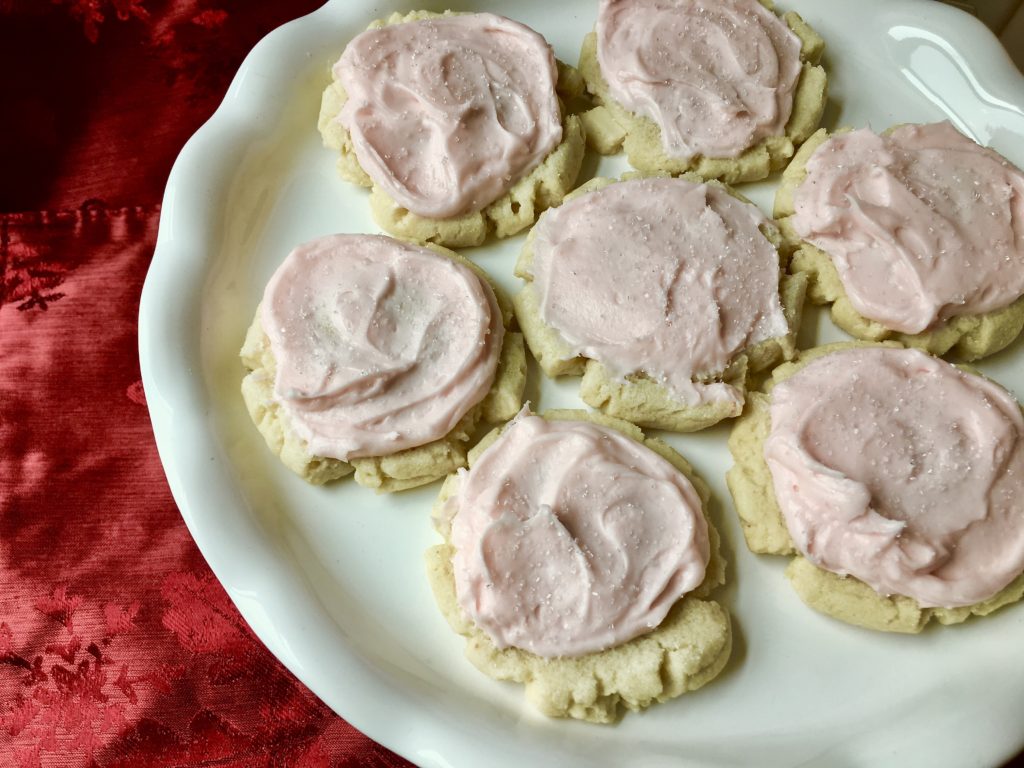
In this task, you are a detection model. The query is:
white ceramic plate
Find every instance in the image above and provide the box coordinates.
[139,2,1024,766]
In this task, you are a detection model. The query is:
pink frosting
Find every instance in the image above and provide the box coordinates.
[448,413,709,657]
[596,0,802,159]
[261,235,503,460]
[528,177,789,405]
[765,346,1024,608]
[791,122,1024,334]
[334,13,563,219]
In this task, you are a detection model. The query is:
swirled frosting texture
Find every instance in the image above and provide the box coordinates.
[529,177,788,405]
[261,235,503,460]
[791,122,1024,334]
[765,347,1024,608]
[334,13,562,219]
[449,413,709,657]
[596,0,802,159]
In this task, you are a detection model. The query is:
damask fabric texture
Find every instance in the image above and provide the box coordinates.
[1,3,410,766]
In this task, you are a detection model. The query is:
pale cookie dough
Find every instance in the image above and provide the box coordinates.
[318,10,587,249]
[578,1,827,183]
[426,410,730,722]
[240,240,526,493]
[775,127,1024,360]
[726,341,1024,632]
[514,174,806,433]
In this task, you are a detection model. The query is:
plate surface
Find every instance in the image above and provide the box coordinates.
[138,2,1024,766]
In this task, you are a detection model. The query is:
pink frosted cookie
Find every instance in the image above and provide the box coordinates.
[579,0,827,182]
[240,234,525,491]
[514,175,805,432]
[318,11,586,247]
[776,122,1024,359]
[427,410,730,722]
[728,343,1024,632]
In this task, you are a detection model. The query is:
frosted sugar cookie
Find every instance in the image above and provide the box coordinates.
[579,0,827,182]
[426,410,730,722]
[775,122,1024,359]
[318,11,586,248]
[240,234,526,492]
[514,175,805,432]
[727,343,1024,632]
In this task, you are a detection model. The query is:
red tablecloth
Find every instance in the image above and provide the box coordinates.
[1,2,410,765]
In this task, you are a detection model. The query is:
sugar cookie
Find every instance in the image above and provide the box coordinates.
[427,410,730,721]
[515,174,805,432]
[727,342,1024,632]
[240,234,525,492]
[579,0,826,182]
[319,11,586,248]
[775,122,1024,360]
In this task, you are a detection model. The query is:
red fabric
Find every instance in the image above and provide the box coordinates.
[0,3,412,766]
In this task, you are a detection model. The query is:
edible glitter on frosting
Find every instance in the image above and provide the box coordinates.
[790,122,1024,334]
[260,234,503,460]
[448,412,709,657]
[596,0,803,159]
[334,13,563,219]
[765,346,1024,608]
[527,176,789,405]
